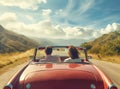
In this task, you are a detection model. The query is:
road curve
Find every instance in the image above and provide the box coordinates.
[0,60,120,89]
[90,59,120,89]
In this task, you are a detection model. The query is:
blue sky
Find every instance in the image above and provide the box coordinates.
[0,0,120,45]
[33,0,120,28]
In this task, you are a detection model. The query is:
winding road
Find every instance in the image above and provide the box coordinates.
[0,59,120,89]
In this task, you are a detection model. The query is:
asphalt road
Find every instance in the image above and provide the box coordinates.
[0,60,120,89]
[90,59,120,89]
[0,62,28,89]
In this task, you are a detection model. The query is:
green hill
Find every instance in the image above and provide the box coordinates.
[0,25,39,53]
[81,30,120,56]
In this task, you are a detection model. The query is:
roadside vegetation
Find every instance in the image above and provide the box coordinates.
[0,25,39,53]
[88,54,120,64]
[0,49,34,75]
[81,30,120,64]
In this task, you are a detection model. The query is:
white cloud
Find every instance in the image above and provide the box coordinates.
[25,15,34,21]
[112,23,120,30]
[55,9,63,15]
[100,23,120,34]
[0,0,47,10]
[0,12,120,42]
[64,27,99,40]
[0,12,17,24]
[55,0,95,25]
[1,19,66,39]
[77,0,95,15]
[42,9,52,16]
[67,0,95,15]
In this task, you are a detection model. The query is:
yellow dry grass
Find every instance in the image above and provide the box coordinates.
[0,49,34,68]
[89,54,120,64]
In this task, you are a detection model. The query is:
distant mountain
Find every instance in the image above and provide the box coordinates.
[31,37,54,46]
[32,37,89,46]
[48,38,87,46]
[0,25,39,53]
[81,30,120,56]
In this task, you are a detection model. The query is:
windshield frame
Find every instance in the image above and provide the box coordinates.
[32,46,89,63]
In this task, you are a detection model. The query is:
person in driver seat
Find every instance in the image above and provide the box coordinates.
[40,46,61,62]
[64,46,82,62]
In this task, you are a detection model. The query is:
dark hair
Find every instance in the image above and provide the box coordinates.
[45,46,52,55]
[68,46,79,59]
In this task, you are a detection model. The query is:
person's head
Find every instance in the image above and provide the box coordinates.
[45,46,52,55]
[68,46,79,59]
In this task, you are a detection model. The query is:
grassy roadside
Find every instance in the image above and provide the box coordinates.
[0,49,34,75]
[89,54,120,64]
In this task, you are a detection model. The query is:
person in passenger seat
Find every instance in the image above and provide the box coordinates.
[64,46,82,62]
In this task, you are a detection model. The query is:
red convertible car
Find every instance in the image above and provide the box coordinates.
[4,46,118,89]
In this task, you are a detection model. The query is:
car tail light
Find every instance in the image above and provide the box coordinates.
[109,84,118,89]
[3,84,13,89]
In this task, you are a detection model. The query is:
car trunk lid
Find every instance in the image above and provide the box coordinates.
[23,70,104,89]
